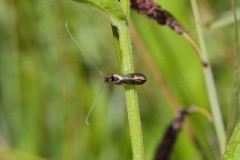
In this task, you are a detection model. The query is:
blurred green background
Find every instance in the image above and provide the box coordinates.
[0,0,239,159]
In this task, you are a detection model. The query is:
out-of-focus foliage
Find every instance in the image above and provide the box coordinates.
[223,123,240,160]
[0,0,238,159]
[73,0,126,26]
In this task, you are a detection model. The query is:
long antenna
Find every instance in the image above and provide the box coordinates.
[85,82,106,125]
[65,22,105,77]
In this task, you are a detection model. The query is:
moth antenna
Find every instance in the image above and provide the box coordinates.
[65,22,105,77]
[85,82,106,126]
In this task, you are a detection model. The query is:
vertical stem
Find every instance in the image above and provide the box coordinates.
[113,0,144,159]
[190,0,226,154]
[111,25,122,67]
[227,0,240,139]
[117,23,145,160]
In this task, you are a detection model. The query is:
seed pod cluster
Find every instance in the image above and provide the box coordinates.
[154,109,189,160]
[130,0,185,34]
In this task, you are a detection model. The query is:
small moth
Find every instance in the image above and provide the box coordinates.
[104,73,147,85]
[66,22,147,125]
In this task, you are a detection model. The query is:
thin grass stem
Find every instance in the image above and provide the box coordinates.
[190,0,226,155]
[227,0,240,140]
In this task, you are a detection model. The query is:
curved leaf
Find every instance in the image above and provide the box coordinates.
[73,0,126,26]
[223,123,240,160]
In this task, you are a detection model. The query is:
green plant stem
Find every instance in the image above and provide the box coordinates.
[190,0,226,154]
[227,0,240,140]
[113,24,145,160]
[111,0,145,159]
[111,25,122,67]
[116,21,145,160]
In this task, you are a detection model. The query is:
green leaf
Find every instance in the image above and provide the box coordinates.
[73,0,126,27]
[223,123,240,160]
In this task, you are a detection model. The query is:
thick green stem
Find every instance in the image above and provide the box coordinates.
[190,0,226,154]
[110,0,145,159]
[116,21,145,160]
